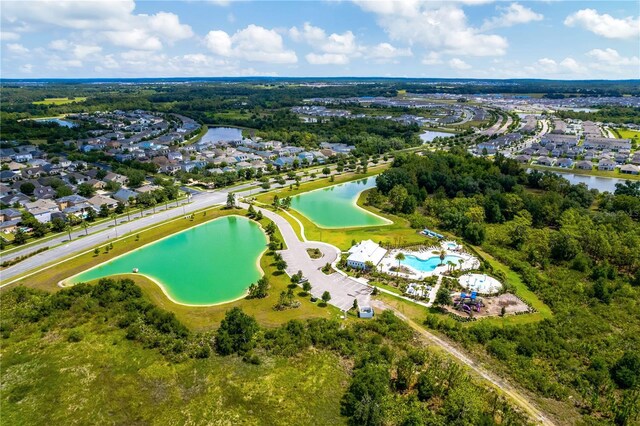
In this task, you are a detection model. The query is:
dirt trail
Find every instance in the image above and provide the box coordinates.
[371,300,556,426]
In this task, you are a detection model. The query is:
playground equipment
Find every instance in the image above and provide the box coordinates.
[453,292,484,314]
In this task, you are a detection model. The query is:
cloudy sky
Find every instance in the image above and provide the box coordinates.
[1,0,638,79]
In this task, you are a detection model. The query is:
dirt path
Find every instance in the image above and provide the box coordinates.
[371,300,555,425]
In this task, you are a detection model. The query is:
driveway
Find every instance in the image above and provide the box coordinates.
[241,202,373,312]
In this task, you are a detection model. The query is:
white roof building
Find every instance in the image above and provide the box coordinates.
[347,240,387,270]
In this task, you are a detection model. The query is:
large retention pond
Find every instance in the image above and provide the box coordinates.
[68,216,267,305]
[290,177,390,228]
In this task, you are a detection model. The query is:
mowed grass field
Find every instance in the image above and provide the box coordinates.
[1,314,349,426]
[615,127,640,141]
[32,97,87,105]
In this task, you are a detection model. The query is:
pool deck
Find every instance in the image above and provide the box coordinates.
[380,246,479,281]
[240,202,373,311]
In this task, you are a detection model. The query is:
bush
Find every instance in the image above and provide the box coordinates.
[215,307,259,356]
[67,329,84,342]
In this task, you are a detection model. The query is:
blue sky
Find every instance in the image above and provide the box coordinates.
[1,1,638,79]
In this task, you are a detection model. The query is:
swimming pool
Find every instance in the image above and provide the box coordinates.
[401,254,463,273]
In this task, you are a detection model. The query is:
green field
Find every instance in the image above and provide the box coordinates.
[615,127,640,141]
[32,97,87,105]
[1,299,349,425]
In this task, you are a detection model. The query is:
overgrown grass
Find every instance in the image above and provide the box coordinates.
[32,97,87,105]
[1,318,348,425]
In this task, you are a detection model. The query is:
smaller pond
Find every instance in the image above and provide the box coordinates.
[200,127,243,144]
[530,169,628,193]
[402,254,463,273]
[291,177,389,228]
[35,118,77,128]
[420,130,454,143]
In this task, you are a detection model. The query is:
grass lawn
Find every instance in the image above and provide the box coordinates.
[254,166,426,251]
[613,128,640,141]
[1,318,349,425]
[32,97,87,105]
[3,206,343,330]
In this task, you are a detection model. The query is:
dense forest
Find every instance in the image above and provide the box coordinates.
[1,278,530,425]
[374,152,640,425]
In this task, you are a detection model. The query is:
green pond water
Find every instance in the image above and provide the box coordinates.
[70,216,267,305]
[291,177,388,228]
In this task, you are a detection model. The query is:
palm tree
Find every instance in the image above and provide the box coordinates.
[82,221,89,236]
[458,258,464,270]
[447,260,455,273]
[395,252,405,276]
[438,249,447,266]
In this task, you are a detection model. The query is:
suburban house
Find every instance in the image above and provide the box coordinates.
[575,161,593,170]
[347,240,387,270]
[87,194,119,210]
[620,164,640,175]
[537,156,554,166]
[113,188,139,203]
[556,158,574,168]
[597,159,617,171]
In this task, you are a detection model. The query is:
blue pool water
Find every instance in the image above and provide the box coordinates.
[402,254,463,272]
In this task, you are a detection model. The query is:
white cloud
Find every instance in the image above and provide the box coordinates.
[306,53,349,65]
[19,63,33,73]
[523,56,587,78]
[6,43,29,55]
[1,31,20,41]
[104,29,163,51]
[366,43,412,61]
[585,48,640,75]
[354,1,508,56]
[147,12,193,43]
[564,9,640,40]
[1,1,193,50]
[205,30,232,56]
[483,3,543,30]
[559,57,582,74]
[205,25,297,64]
[422,52,443,65]
[47,56,83,70]
[449,58,471,70]
[290,22,411,64]
[290,23,358,54]
[587,48,639,66]
[49,40,102,59]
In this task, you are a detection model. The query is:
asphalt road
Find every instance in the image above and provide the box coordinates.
[243,202,373,312]
[1,182,258,284]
